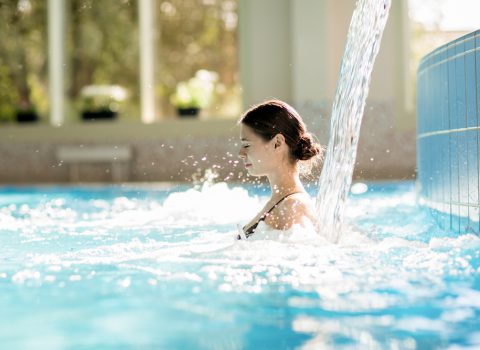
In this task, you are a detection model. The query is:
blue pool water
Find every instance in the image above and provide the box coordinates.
[0,181,479,349]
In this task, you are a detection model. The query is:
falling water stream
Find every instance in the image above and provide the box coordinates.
[315,0,391,242]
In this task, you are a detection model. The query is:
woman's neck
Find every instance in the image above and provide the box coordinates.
[267,168,304,200]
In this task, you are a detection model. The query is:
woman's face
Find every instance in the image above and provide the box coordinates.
[238,124,276,176]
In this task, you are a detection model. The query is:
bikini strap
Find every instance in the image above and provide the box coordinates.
[242,191,304,238]
[262,191,304,218]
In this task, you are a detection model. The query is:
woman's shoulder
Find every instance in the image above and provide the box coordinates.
[265,192,316,230]
[279,192,314,210]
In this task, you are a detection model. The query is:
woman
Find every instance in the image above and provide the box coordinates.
[237,99,322,239]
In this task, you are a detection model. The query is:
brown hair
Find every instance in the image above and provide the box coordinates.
[239,99,321,162]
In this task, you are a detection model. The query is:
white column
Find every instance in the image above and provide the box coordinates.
[290,0,329,105]
[48,0,65,126]
[139,0,156,123]
[238,0,292,108]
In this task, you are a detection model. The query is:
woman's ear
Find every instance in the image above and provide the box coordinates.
[273,134,285,149]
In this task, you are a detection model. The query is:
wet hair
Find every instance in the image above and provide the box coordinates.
[239,99,322,163]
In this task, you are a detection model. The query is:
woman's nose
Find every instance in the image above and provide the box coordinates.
[238,148,246,159]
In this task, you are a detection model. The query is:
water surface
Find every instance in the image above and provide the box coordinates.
[0,182,479,349]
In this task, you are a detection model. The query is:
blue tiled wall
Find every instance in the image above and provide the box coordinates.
[417,29,480,234]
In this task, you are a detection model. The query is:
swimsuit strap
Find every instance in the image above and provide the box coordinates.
[261,191,304,218]
[241,191,304,238]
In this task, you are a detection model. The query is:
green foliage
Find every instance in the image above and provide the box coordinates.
[157,0,240,116]
[0,61,18,122]
[0,0,47,117]
[80,85,128,112]
[170,70,218,109]
[27,74,48,116]
[0,0,240,121]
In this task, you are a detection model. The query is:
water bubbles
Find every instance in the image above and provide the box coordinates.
[118,277,131,288]
[53,199,65,206]
[1,182,479,347]
[19,204,30,214]
[44,275,56,283]
[12,269,40,284]
[48,265,62,272]
[219,283,233,292]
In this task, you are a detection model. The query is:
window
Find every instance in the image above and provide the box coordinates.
[0,0,47,123]
[408,0,480,105]
[68,0,140,122]
[0,0,241,125]
[156,0,241,119]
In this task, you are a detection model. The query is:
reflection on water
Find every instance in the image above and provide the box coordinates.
[0,182,479,349]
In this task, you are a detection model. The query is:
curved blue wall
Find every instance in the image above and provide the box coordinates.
[417,30,480,234]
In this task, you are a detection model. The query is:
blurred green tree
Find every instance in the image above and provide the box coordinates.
[0,0,47,119]
[156,0,240,117]
[0,0,240,122]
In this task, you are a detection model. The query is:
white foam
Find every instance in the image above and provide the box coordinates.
[162,182,262,225]
[2,181,480,324]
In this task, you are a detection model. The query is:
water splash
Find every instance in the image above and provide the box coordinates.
[315,0,391,243]
[1,183,479,348]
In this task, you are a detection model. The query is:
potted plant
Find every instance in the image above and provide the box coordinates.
[170,70,218,117]
[15,101,39,123]
[80,85,128,121]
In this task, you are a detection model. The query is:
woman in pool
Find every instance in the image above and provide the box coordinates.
[238,99,322,239]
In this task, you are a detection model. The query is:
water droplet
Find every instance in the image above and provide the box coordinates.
[69,275,82,282]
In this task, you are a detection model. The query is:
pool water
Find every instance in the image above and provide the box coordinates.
[0,181,479,349]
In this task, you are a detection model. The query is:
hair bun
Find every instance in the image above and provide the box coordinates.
[293,133,321,161]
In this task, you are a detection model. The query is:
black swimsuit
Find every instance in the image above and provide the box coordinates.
[238,192,303,240]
